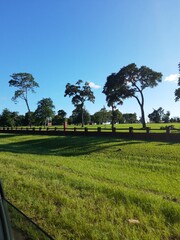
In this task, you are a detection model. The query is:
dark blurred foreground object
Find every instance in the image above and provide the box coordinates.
[0,181,54,240]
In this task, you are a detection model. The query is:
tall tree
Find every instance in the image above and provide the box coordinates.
[34,98,55,126]
[175,63,180,101]
[9,73,39,113]
[64,80,95,127]
[102,73,131,128]
[103,63,162,128]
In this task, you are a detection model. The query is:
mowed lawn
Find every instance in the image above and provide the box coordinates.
[0,133,179,240]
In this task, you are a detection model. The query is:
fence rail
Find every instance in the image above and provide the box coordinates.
[0,126,180,142]
[0,126,179,133]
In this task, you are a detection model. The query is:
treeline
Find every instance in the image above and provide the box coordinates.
[1,106,180,128]
[0,107,139,127]
[2,62,180,128]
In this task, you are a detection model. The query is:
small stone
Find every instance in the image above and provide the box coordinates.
[128,219,140,224]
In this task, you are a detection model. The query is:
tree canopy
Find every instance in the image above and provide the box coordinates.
[34,98,55,126]
[68,105,91,125]
[92,107,111,124]
[52,110,67,125]
[103,63,162,128]
[102,73,131,128]
[0,108,18,127]
[175,63,180,101]
[64,80,95,127]
[123,113,137,123]
[148,107,170,123]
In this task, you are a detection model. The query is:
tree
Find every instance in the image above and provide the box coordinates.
[103,73,131,128]
[64,80,95,127]
[148,107,163,123]
[52,109,67,125]
[175,63,180,101]
[69,106,91,125]
[15,114,25,126]
[92,107,111,124]
[0,108,18,127]
[111,109,124,124]
[9,73,39,112]
[162,111,170,123]
[148,107,170,123]
[170,117,180,123]
[123,113,137,123]
[34,98,55,126]
[24,112,35,126]
[103,63,162,128]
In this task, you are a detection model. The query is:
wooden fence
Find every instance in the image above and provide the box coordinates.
[0,126,180,142]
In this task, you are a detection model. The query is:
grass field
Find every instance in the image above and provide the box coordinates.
[0,133,180,239]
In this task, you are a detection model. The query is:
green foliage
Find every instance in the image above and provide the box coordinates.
[9,73,39,113]
[69,105,91,125]
[175,62,180,101]
[24,111,35,126]
[64,80,95,127]
[52,110,67,125]
[92,107,112,124]
[112,109,124,124]
[0,134,179,239]
[103,63,162,128]
[34,98,55,126]
[123,113,137,123]
[148,108,170,123]
[0,108,18,127]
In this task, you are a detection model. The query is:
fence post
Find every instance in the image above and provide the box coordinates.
[85,127,88,133]
[112,127,116,133]
[129,127,133,134]
[39,127,41,131]
[166,126,171,134]
[74,127,77,132]
[97,127,101,133]
[64,122,67,131]
[146,127,151,134]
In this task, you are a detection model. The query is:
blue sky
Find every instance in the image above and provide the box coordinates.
[0,0,180,120]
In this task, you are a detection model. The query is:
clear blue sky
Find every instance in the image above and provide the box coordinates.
[0,0,180,120]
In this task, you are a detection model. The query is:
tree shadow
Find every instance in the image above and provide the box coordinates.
[0,134,142,157]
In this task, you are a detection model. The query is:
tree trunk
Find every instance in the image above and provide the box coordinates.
[140,104,146,129]
[81,105,84,127]
[111,106,115,129]
[133,90,146,129]
[25,99,32,127]
[25,98,31,113]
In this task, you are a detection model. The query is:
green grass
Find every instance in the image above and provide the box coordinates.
[0,133,180,239]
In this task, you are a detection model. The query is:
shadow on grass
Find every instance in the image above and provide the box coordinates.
[0,134,142,157]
